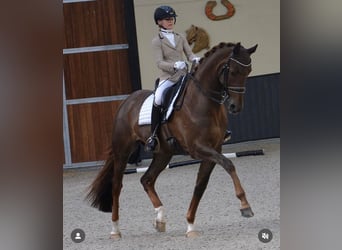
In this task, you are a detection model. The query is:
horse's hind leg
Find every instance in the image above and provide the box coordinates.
[110,141,136,239]
[140,153,172,232]
[186,161,215,238]
[110,157,125,239]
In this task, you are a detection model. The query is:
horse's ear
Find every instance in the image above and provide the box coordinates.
[247,44,258,54]
[233,42,241,55]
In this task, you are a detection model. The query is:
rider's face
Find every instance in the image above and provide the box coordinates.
[158,17,175,30]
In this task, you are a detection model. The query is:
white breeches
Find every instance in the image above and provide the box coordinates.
[154,79,176,106]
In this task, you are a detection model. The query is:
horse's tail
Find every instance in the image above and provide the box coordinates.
[85,149,114,212]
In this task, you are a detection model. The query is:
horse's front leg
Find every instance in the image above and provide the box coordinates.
[192,146,254,219]
[219,154,254,217]
[186,161,215,238]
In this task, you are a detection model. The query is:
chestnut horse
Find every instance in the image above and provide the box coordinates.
[86,42,258,239]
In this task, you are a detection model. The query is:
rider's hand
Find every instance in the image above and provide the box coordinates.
[174,61,186,70]
[193,57,201,63]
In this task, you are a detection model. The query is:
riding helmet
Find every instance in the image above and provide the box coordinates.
[154,6,177,24]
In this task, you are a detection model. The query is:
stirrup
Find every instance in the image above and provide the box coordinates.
[145,136,160,152]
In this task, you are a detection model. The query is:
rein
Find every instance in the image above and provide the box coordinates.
[190,54,250,104]
[189,74,229,104]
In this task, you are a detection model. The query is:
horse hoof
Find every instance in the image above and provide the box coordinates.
[110,233,122,240]
[240,207,254,217]
[186,231,200,238]
[153,220,166,232]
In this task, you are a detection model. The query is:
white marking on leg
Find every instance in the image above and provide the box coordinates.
[186,223,196,233]
[111,220,120,235]
[155,206,165,222]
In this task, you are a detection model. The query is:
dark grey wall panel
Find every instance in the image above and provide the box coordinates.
[227,73,280,144]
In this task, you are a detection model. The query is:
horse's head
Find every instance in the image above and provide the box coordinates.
[186,25,198,45]
[219,42,258,114]
[190,42,257,114]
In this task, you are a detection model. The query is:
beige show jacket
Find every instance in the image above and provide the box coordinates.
[152,31,197,82]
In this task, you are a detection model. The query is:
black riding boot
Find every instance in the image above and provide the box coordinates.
[145,104,162,152]
[223,130,232,143]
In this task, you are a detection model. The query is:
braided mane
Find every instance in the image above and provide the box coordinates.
[192,42,236,75]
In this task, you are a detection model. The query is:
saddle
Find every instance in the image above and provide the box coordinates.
[160,74,188,120]
[138,74,188,126]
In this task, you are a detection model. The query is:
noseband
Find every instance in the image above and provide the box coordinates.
[190,54,251,104]
[218,55,251,100]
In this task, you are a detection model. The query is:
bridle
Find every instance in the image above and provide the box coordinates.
[190,53,251,104]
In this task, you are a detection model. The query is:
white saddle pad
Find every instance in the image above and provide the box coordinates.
[138,95,155,125]
[138,85,183,126]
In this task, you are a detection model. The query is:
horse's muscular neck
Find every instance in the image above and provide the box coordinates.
[197,47,231,92]
[187,48,231,110]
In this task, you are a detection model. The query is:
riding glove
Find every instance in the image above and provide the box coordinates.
[174,61,186,70]
[193,57,201,63]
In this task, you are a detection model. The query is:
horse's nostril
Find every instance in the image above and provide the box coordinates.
[230,104,236,110]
